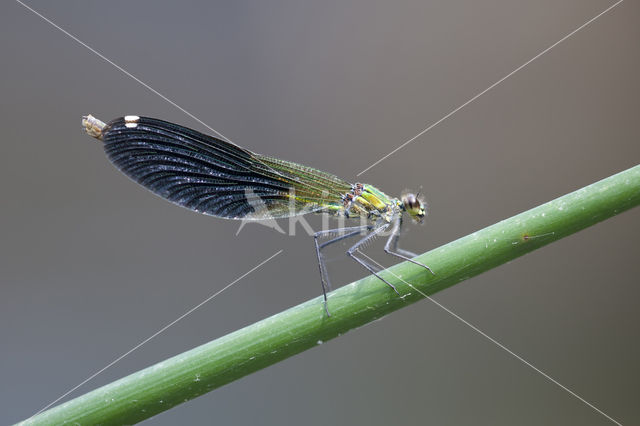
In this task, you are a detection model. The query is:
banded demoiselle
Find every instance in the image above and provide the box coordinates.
[83,115,433,315]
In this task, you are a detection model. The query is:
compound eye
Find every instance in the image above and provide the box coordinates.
[404,194,417,209]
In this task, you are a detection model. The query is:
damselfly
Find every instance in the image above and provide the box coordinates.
[83,115,434,315]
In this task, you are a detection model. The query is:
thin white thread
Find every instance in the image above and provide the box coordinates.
[30,250,283,418]
[357,0,624,176]
[357,250,622,426]
[15,0,233,143]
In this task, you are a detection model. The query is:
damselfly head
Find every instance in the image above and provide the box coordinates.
[401,192,426,223]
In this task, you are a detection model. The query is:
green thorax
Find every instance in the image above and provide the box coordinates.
[340,183,400,222]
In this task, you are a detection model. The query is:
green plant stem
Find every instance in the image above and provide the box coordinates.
[20,165,640,425]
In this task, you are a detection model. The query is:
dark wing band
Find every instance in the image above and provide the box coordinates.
[101,116,350,220]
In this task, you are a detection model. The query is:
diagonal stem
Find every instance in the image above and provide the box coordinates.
[19,164,640,426]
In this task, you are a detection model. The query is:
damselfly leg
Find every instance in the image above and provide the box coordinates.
[346,223,401,295]
[384,216,435,275]
[314,225,372,316]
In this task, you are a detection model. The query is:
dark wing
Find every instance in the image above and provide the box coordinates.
[101,116,352,220]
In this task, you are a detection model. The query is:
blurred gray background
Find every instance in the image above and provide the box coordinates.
[2,1,638,424]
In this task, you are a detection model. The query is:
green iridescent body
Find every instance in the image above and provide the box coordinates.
[254,155,400,223]
[327,184,399,222]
